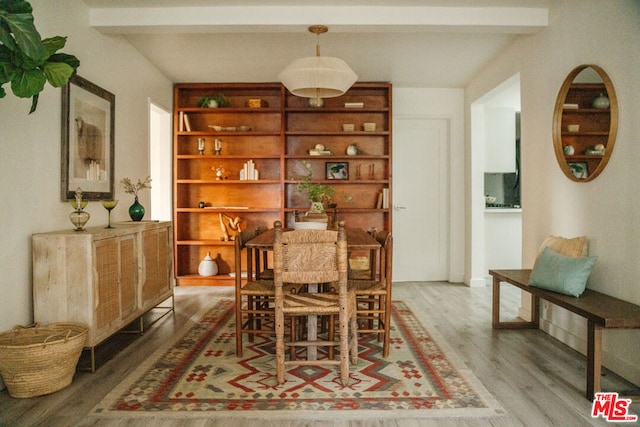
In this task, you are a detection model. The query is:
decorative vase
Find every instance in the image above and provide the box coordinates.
[129,196,145,221]
[198,252,218,276]
[309,201,325,214]
[346,143,358,155]
[592,93,610,109]
[69,187,90,231]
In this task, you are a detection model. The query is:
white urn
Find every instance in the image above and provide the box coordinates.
[198,252,218,276]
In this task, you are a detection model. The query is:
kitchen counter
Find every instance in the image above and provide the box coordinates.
[485,207,522,214]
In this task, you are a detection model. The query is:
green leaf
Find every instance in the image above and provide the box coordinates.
[0,85,5,98]
[0,11,47,62]
[49,52,79,74]
[0,20,17,50]
[10,67,45,97]
[43,60,72,87]
[0,0,33,14]
[41,35,66,56]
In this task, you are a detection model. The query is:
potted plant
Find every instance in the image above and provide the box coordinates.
[295,160,335,213]
[0,0,80,113]
[198,93,231,108]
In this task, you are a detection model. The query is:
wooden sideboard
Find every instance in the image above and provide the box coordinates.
[32,221,174,371]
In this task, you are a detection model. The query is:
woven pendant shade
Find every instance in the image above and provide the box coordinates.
[279,25,357,99]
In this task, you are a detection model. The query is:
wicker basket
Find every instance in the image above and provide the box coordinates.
[0,322,88,398]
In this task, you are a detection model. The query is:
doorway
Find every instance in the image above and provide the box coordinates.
[149,101,172,221]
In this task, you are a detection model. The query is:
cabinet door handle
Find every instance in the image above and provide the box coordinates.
[393,205,407,210]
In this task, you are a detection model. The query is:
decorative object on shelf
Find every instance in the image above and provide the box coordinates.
[346,143,358,155]
[279,25,358,101]
[569,162,588,179]
[247,99,268,108]
[342,123,355,132]
[69,187,90,231]
[592,93,610,109]
[0,0,80,114]
[199,201,206,208]
[61,75,115,201]
[198,94,231,108]
[239,160,259,180]
[308,97,324,107]
[208,125,251,132]
[198,138,205,155]
[214,138,222,155]
[586,143,605,155]
[213,166,225,180]
[122,176,151,221]
[198,252,218,276]
[368,163,376,179]
[567,124,580,132]
[326,162,349,180]
[564,145,575,155]
[309,143,332,155]
[219,213,241,241]
[363,122,376,132]
[100,199,118,228]
[296,160,335,214]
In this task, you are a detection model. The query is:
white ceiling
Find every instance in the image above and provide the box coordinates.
[83,0,549,87]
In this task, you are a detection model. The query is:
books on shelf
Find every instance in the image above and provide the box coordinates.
[239,160,259,180]
[376,188,389,209]
[204,206,250,210]
[180,112,191,131]
[309,149,333,156]
[345,102,364,108]
[563,103,579,109]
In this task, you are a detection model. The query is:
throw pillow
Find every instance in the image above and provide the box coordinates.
[529,247,597,297]
[532,235,588,270]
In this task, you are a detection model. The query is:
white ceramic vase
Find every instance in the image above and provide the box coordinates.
[198,252,218,276]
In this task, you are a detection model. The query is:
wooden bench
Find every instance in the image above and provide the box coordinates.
[490,269,640,401]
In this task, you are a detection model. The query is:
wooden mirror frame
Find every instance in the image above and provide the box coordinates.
[552,65,618,182]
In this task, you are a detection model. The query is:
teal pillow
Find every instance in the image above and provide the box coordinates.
[528,247,597,297]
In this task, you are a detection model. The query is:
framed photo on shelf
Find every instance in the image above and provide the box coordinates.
[326,162,349,180]
[61,75,115,201]
[568,162,588,179]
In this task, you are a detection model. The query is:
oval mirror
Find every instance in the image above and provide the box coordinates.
[552,65,618,182]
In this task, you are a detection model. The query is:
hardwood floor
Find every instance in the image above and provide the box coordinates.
[1,282,638,426]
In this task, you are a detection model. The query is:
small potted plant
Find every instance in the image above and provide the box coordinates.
[296,161,335,213]
[198,94,231,108]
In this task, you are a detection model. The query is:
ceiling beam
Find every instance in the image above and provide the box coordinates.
[89,6,548,34]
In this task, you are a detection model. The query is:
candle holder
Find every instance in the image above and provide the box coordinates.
[214,138,222,155]
[69,188,90,231]
[197,138,205,155]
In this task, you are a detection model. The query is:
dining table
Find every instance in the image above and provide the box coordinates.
[241,226,381,360]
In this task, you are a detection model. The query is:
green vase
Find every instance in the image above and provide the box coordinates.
[129,196,145,221]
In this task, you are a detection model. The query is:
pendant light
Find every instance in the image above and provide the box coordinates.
[279,25,358,99]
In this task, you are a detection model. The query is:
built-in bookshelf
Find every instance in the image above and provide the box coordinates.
[173,82,392,285]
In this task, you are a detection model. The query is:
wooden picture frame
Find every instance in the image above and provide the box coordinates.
[61,75,115,201]
[326,162,349,180]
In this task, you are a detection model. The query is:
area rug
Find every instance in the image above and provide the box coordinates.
[90,299,504,421]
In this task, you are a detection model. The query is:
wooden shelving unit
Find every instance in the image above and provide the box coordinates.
[173,82,392,286]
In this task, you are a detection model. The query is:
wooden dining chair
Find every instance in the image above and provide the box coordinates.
[273,220,358,386]
[235,228,275,357]
[348,230,393,357]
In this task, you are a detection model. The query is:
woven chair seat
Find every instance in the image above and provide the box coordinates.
[283,289,356,315]
[348,279,386,294]
[241,280,274,295]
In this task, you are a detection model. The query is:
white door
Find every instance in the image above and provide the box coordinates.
[392,117,449,281]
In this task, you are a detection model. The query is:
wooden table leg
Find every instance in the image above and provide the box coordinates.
[492,275,501,328]
[307,283,318,361]
[587,320,603,401]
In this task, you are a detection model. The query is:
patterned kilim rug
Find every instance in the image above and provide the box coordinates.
[90,299,504,421]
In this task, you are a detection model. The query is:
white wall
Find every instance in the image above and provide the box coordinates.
[465,0,640,385]
[0,0,172,336]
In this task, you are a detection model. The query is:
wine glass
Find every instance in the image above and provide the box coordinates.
[100,199,119,228]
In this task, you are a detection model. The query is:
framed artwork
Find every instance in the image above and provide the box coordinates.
[568,162,588,179]
[61,75,115,201]
[326,162,349,180]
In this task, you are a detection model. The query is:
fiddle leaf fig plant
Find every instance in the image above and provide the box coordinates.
[0,0,80,113]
